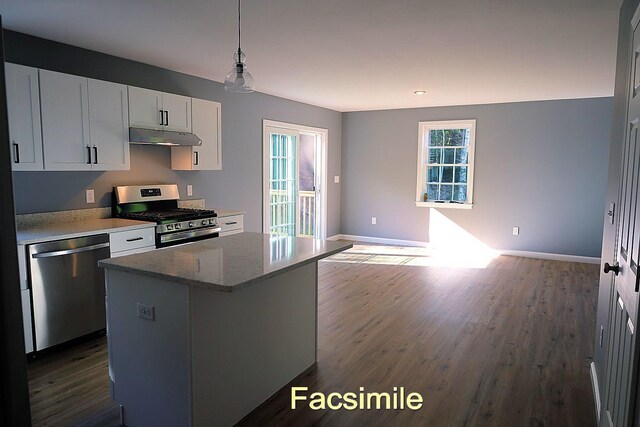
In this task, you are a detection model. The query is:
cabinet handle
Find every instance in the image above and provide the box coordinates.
[194,151,199,166]
[225,221,238,225]
[12,142,19,163]
[126,237,144,242]
[93,147,98,164]
[159,110,164,126]
[87,146,92,164]
[164,110,169,126]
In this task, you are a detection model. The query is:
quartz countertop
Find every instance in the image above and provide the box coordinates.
[99,232,352,292]
[16,218,156,245]
[214,209,245,217]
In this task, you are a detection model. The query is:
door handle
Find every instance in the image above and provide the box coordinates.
[87,146,92,164]
[164,110,169,126]
[12,142,19,163]
[159,110,164,126]
[604,262,620,276]
[32,242,110,258]
[93,147,98,164]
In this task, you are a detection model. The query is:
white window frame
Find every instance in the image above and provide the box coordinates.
[415,119,476,209]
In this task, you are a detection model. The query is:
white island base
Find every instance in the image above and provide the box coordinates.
[106,262,318,426]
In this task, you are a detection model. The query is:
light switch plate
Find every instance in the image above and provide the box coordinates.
[372,217,377,225]
[186,185,193,196]
[86,189,95,204]
[334,176,340,184]
[512,226,519,236]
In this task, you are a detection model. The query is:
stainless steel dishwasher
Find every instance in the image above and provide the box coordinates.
[28,234,110,351]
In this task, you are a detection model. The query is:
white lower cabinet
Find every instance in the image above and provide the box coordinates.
[219,214,244,237]
[21,289,34,353]
[109,227,156,256]
[17,244,33,353]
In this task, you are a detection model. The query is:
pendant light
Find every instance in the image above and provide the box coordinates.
[224,0,255,93]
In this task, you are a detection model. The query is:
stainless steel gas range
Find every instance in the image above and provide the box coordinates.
[112,184,220,248]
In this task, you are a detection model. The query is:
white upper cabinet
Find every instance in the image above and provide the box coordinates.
[40,70,92,171]
[128,87,163,130]
[88,79,130,171]
[40,70,130,171]
[5,63,44,171]
[162,93,192,133]
[171,98,221,171]
[129,87,192,133]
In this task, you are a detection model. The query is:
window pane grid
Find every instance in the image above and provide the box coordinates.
[420,125,473,204]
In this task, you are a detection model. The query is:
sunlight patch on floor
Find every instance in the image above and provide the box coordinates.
[326,243,498,269]
[326,210,499,268]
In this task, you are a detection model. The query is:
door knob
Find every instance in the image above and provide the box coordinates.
[604,262,620,276]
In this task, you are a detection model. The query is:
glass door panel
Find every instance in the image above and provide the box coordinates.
[268,128,298,237]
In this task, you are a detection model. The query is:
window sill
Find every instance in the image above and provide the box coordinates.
[415,201,473,210]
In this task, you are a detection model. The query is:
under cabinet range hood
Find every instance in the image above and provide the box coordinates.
[129,127,202,146]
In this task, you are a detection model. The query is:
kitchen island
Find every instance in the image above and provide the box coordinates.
[98,232,352,427]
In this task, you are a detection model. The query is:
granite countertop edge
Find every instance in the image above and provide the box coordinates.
[99,242,353,292]
[16,220,156,245]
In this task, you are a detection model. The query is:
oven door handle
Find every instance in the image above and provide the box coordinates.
[159,226,222,244]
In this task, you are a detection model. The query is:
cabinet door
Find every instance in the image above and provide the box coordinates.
[128,86,163,130]
[171,98,220,170]
[192,98,220,170]
[40,70,92,170]
[5,63,43,171]
[162,92,192,132]
[88,79,130,171]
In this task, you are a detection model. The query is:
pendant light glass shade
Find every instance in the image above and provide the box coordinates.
[224,48,255,93]
[225,0,254,93]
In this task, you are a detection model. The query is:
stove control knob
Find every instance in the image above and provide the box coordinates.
[209,219,216,225]
[202,220,208,226]
[189,221,195,228]
[175,223,181,230]
[166,224,174,231]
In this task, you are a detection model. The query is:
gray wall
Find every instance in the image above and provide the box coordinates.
[5,31,342,236]
[341,98,612,257]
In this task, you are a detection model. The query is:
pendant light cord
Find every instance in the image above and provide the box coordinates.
[238,0,241,51]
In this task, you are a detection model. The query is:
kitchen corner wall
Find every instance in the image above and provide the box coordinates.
[341,98,613,257]
[5,30,342,236]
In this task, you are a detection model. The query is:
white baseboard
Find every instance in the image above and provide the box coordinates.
[327,234,429,247]
[497,249,600,264]
[590,362,601,421]
[327,234,601,264]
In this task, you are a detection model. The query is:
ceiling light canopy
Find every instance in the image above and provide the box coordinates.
[414,90,426,95]
[224,0,254,93]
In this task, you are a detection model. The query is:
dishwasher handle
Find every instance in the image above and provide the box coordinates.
[31,242,110,259]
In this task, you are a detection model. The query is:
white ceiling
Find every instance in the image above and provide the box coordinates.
[0,0,621,112]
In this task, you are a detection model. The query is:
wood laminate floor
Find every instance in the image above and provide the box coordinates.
[28,245,598,427]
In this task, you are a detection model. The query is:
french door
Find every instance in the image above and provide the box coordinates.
[262,120,327,239]
[265,126,299,236]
